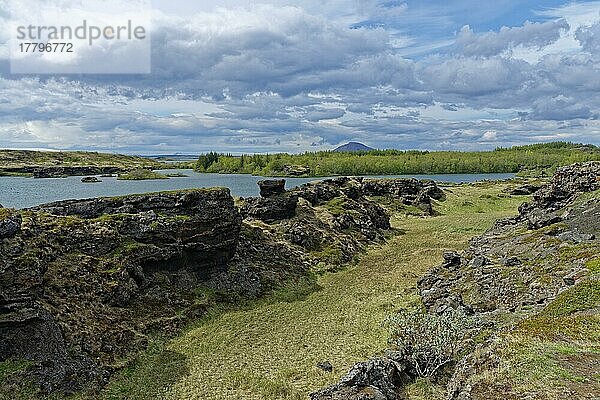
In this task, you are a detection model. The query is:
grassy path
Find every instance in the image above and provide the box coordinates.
[103,183,524,400]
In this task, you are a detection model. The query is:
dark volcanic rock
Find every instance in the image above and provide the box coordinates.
[418,162,599,314]
[30,189,232,219]
[241,194,299,222]
[311,356,412,400]
[293,177,444,213]
[258,179,286,197]
[508,183,542,195]
[243,179,298,221]
[518,162,600,229]
[81,176,101,183]
[0,213,22,239]
[317,361,333,372]
[0,188,241,394]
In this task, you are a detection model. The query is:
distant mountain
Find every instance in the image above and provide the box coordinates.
[333,142,375,152]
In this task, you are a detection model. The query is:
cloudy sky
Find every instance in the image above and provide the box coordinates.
[0,0,599,154]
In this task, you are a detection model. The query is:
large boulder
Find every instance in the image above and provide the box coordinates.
[0,213,21,239]
[311,356,412,400]
[241,195,299,222]
[258,179,286,198]
[81,176,101,183]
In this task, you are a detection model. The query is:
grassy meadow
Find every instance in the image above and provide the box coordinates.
[90,182,526,400]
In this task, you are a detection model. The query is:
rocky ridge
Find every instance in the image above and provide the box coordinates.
[312,162,600,400]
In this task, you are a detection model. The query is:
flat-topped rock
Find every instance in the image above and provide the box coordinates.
[258,179,286,197]
[29,188,232,219]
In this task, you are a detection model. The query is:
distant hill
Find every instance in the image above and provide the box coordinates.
[333,142,375,152]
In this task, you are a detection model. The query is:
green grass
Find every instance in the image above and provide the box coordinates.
[93,182,524,400]
[540,278,600,318]
[586,258,600,274]
[323,197,350,216]
[476,258,600,398]
[0,360,35,400]
[0,360,33,384]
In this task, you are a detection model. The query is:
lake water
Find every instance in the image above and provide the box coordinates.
[0,170,516,209]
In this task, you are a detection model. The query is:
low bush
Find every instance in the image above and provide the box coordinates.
[386,309,483,378]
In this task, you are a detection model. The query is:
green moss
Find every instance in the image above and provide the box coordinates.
[558,242,600,265]
[0,360,33,383]
[0,359,37,399]
[571,188,600,206]
[586,258,600,274]
[117,169,169,180]
[110,240,147,258]
[498,339,595,393]
[240,224,267,241]
[519,226,566,245]
[106,187,225,202]
[516,315,600,341]
[311,244,344,264]
[0,208,14,220]
[541,278,600,318]
[323,197,349,216]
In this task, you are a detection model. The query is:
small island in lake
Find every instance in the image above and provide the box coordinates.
[117,168,170,180]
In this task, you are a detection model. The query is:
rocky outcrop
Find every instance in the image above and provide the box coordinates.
[0,212,21,239]
[81,176,101,183]
[311,355,412,400]
[32,166,126,178]
[1,188,241,394]
[518,162,600,229]
[258,179,286,197]
[314,162,600,400]
[415,162,600,398]
[282,165,310,176]
[419,162,600,316]
[282,177,441,265]
[1,176,445,396]
[294,177,445,215]
[241,179,299,222]
[30,189,234,220]
[241,194,299,222]
[507,183,542,195]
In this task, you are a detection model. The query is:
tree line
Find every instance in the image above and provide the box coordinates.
[194,142,600,176]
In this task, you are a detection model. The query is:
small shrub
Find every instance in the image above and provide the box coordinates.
[386,309,483,378]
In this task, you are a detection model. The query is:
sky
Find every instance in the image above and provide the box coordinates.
[0,0,599,154]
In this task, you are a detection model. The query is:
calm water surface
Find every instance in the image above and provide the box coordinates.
[0,170,515,209]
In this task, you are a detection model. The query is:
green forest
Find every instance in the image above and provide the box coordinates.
[194,142,600,177]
